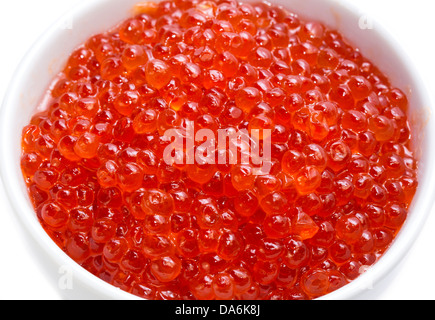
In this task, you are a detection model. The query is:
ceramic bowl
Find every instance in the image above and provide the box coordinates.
[1,0,434,299]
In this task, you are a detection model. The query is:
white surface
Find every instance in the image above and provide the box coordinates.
[0,0,434,300]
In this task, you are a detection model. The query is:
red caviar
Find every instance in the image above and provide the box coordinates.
[20,0,418,300]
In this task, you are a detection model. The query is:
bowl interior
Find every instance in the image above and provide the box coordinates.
[1,0,433,299]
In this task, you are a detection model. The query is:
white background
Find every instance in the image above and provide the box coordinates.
[1,0,435,300]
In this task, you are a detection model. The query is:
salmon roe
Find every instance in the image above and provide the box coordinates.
[20,0,418,300]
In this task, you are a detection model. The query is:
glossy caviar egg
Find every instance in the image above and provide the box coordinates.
[21,0,418,300]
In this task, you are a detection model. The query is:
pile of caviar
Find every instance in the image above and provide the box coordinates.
[20,0,418,300]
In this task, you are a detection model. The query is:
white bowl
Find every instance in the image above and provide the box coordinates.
[1,0,434,300]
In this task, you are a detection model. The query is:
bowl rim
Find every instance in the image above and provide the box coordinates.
[312,0,435,299]
[1,0,434,300]
[0,0,145,300]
